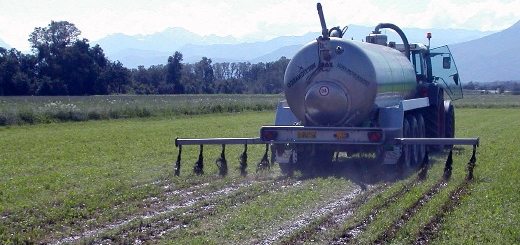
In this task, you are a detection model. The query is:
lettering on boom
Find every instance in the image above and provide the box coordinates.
[337,63,370,87]
[287,63,317,88]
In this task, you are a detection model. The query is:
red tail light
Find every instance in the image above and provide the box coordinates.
[368,131,382,142]
[421,86,429,97]
[261,131,278,141]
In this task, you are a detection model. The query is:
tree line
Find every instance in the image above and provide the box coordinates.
[0,21,289,96]
[463,81,520,94]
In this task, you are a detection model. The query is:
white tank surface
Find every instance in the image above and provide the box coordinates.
[284,37,417,126]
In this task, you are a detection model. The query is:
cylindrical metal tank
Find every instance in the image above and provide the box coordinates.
[284,37,416,126]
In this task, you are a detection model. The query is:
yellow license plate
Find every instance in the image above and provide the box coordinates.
[335,131,349,140]
[297,131,316,139]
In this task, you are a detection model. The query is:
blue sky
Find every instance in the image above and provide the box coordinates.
[1,0,519,51]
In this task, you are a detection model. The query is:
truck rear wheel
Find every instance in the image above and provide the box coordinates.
[408,115,420,166]
[279,157,294,176]
[290,146,335,175]
[416,114,426,162]
[444,101,455,149]
[400,117,413,168]
[424,90,445,151]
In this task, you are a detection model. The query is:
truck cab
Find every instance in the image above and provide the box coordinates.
[396,43,463,100]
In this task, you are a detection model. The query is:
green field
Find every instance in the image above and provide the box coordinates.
[0,94,283,126]
[1,94,519,244]
[0,111,273,243]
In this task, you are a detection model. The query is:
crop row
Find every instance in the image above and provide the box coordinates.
[1,100,519,243]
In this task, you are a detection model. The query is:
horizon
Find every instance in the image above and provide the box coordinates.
[2,0,520,52]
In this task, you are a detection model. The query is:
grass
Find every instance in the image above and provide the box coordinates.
[0,94,283,126]
[429,109,520,244]
[2,93,517,126]
[163,177,357,244]
[1,93,519,126]
[0,111,274,243]
[1,94,520,244]
[364,108,520,245]
[453,93,520,108]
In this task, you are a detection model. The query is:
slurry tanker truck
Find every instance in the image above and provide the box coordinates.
[174,3,479,176]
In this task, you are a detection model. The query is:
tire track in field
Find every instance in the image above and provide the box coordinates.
[49,179,216,244]
[275,183,389,245]
[91,178,301,244]
[371,180,448,244]
[105,178,303,244]
[272,186,382,245]
[333,176,470,245]
[257,186,364,245]
[270,158,423,244]
[50,176,298,244]
[331,176,425,244]
[413,179,472,245]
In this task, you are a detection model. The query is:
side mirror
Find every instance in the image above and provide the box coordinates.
[443,57,451,69]
[452,73,459,85]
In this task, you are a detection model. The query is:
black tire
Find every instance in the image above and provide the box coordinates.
[424,90,445,151]
[374,145,385,165]
[270,144,276,165]
[444,101,455,149]
[444,101,455,138]
[408,115,420,166]
[294,148,312,173]
[279,157,294,176]
[416,114,426,162]
[400,117,412,169]
[292,146,335,175]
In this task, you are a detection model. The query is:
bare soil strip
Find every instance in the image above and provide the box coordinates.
[47,178,213,244]
[50,177,298,244]
[371,180,448,244]
[413,180,472,245]
[330,180,417,244]
[257,186,364,245]
[268,160,423,245]
[93,178,301,243]
[277,184,389,245]
[123,178,304,244]
[50,159,466,244]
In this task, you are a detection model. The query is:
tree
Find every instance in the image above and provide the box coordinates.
[194,57,214,93]
[27,21,112,95]
[166,51,184,94]
[131,66,154,94]
[463,81,476,90]
[0,48,35,95]
[28,21,81,55]
[101,61,130,94]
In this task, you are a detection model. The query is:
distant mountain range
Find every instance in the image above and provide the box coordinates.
[91,25,496,68]
[450,21,520,83]
[0,38,11,49]
[2,22,519,83]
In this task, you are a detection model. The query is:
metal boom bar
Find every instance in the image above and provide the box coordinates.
[392,137,479,146]
[175,137,480,147]
[175,137,263,147]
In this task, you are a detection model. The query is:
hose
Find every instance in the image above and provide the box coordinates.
[373,23,411,60]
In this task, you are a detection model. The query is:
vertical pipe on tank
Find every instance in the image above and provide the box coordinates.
[317,3,329,39]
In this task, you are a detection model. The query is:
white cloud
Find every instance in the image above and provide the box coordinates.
[381,0,520,31]
[1,0,519,51]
